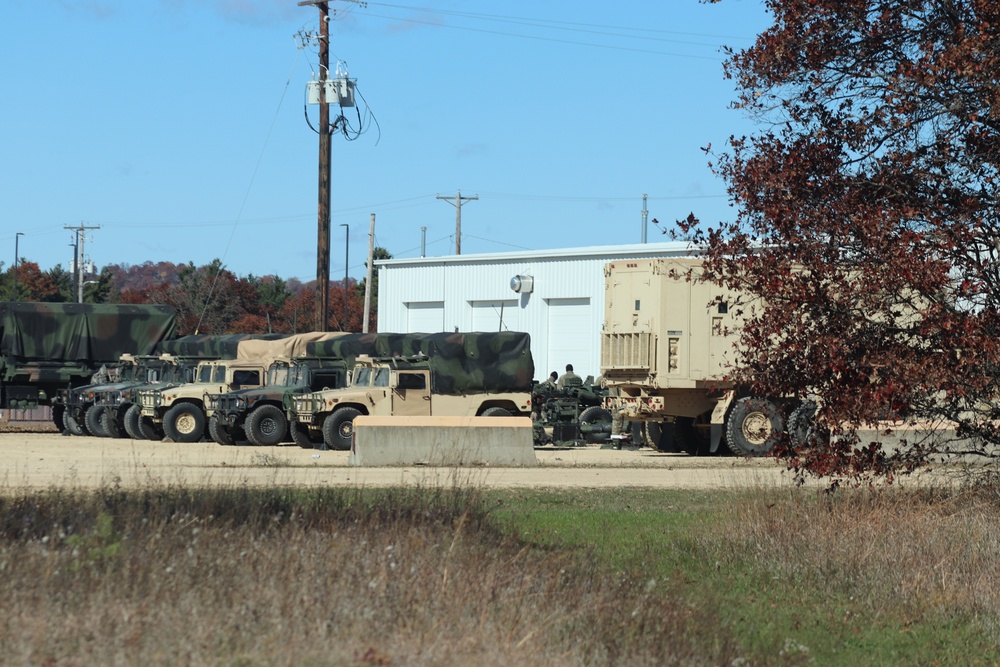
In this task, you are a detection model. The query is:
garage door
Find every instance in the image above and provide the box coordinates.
[546,297,595,379]
[405,302,444,332]
[470,300,519,332]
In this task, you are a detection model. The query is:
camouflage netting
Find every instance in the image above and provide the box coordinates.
[306,332,534,394]
[157,334,287,359]
[0,303,177,362]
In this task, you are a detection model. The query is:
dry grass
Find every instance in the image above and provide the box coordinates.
[716,477,1000,634]
[0,484,741,667]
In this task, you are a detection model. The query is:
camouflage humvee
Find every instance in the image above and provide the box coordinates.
[61,354,167,437]
[289,340,534,451]
[208,356,350,447]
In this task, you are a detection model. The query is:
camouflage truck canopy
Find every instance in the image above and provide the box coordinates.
[156,333,287,359]
[235,332,348,360]
[310,332,535,394]
[0,303,177,362]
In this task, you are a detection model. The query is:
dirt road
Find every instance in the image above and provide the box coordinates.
[0,432,807,492]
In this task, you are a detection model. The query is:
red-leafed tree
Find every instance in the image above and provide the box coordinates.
[689,1,1000,479]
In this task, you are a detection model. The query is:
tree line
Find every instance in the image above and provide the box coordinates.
[0,249,391,336]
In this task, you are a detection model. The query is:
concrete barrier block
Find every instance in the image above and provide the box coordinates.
[349,415,537,467]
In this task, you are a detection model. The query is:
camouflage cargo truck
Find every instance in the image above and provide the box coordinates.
[290,331,535,450]
[0,302,176,426]
[209,355,350,447]
[601,257,794,456]
[137,357,272,443]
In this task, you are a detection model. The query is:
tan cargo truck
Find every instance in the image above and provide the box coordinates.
[601,257,794,456]
[290,345,534,451]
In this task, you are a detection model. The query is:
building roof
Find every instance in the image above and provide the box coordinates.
[374,241,699,268]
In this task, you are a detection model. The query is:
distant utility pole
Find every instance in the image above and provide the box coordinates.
[436,190,478,255]
[64,222,100,303]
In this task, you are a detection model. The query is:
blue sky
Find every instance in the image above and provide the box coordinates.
[2,0,772,284]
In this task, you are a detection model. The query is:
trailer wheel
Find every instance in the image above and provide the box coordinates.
[247,405,287,447]
[85,405,107,438]
[323,406,361,451]
[579,406,613,443]
[137,415,163,441]
[63,409,85,437]
[725,397,785,456]
[101,409,126,438]
[788,400,827,448]
[163,403,206,443]
[290,420,323,449]
[209,415,237,446]
[124,405,143,439]
[481,406,512,417]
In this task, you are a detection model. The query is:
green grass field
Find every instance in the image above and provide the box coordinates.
[1,480,998,665]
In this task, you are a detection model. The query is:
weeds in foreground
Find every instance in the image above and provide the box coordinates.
[0,485,741,667]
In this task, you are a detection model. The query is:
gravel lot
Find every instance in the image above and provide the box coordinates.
[0,431,805,492]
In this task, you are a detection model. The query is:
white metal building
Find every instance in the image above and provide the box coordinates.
[375,242,695,381]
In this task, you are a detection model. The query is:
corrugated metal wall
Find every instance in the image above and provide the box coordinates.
[377,243,694,381]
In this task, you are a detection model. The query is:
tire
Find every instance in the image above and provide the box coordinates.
[85,405,107,438]
[787,400,827,449]
[63,409,85,437]
[209,415,237,446]
[52,405,66,432]
[481,406,512,417]
[137,415,163,441]
[289,420,322,449]
[163,403,206,443]
[725,397,785,457]
[101,409,126,439]
[579,405,613,443]
[322,406,361,451]
[646,421,682,453]
[246,405,287,447]
[124,404,143,440]
[675,417,710,456]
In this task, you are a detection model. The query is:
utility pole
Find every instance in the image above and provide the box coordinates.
[436,190,478,255]
[13,232,23,301]
[340,222,349,330]
[64,222,100,303]
[641,193,648,244]
[363,213,375,333]
[300,0,332,332]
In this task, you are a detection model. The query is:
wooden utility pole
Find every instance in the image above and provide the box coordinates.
[300,0,332,331]
[436,190,478,255]
[363,213,375,333]
[64,222,100,303]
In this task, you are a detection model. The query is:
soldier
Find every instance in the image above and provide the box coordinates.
[545,371,558,388]
[556,364,581,390]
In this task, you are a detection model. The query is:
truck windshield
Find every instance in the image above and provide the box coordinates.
[354,367,371,386]
[372,368,390,387]
[268,364,290,386]
[197,365,214,383]
[212,366,228,383]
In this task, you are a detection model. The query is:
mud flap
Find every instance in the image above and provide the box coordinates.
[710,423,723,454]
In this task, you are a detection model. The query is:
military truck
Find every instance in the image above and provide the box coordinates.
[0,302,176,427]
[290,331,535,450]
[601,257,793,456]
[62,354,169,436]
[137,357,272,443]
[209,356,350,446]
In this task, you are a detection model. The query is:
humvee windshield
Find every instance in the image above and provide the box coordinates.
[268,363,291,387]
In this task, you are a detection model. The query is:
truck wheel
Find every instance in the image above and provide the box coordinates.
[52,405,66,432]
[63,409,85,437]
[675,417,712,456]
[124,405,143,439]
[788,400,827,448]
[481,406,512,417]
[247,405,287,447]
[209,415,237,446]
[323,406,361,451]
[85,405,108,438]
[290,421,323,450]
[579,406,613,443]
[137,415,164,441]
[725,397,785,457]
[101,409,126,438]
[163,403,206,443]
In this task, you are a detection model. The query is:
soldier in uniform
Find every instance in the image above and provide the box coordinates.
[556,364,581,390]
[545,371,558,388]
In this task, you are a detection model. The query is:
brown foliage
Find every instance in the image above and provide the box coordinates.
[690,1,1000,478]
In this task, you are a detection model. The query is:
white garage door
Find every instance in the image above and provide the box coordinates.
[405,302,444,332]
[546,297,595,379]
[470,300,519,332]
